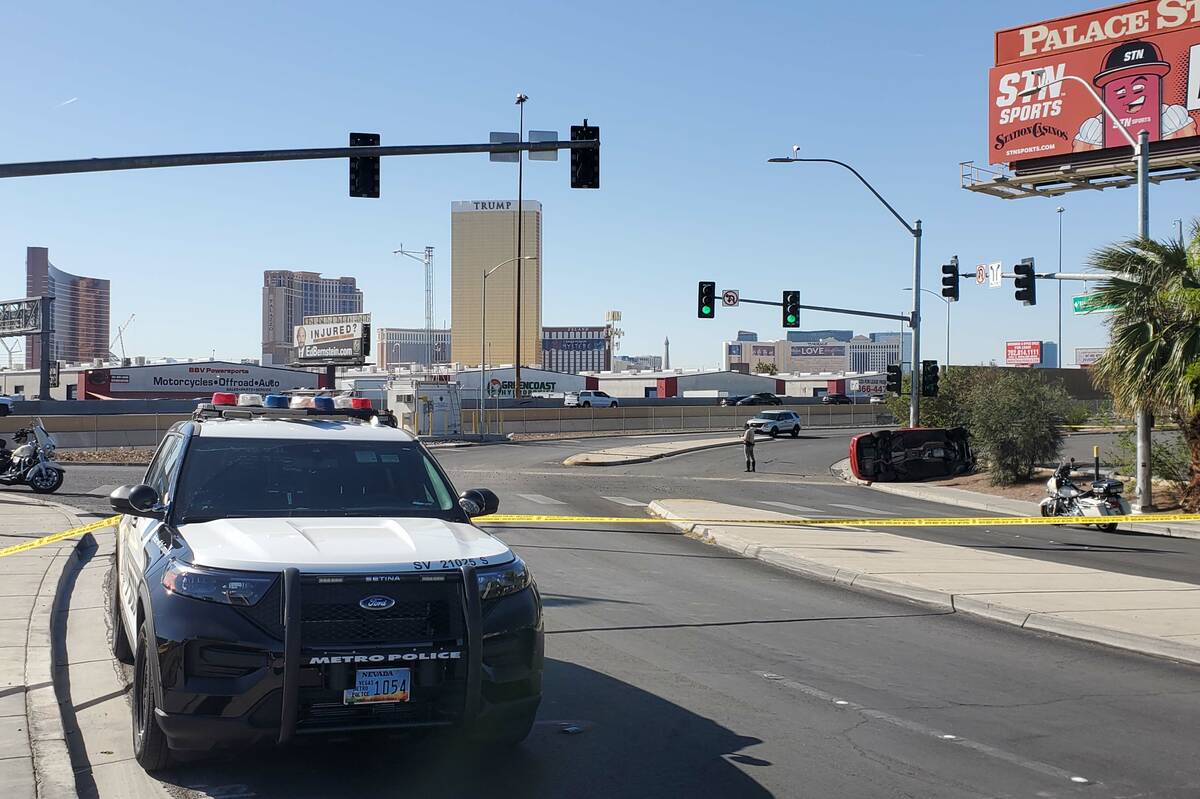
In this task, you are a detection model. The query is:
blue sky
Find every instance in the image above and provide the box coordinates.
[2,1,1195,369]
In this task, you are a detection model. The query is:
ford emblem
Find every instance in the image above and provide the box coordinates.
[359,595,396,611]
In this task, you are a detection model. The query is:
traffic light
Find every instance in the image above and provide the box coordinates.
[885,364,902,395]
[349,132,380,198]
[1014,257,1036,305]
[697,281,716,319]
[921,360,939,397]
[782,290,800,328]
[570,121,600,189]
[941,255,960,302]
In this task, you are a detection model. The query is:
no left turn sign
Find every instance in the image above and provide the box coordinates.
[722,290,740,307]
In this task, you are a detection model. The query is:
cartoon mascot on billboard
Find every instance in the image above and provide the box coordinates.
[1074,40,1197,151]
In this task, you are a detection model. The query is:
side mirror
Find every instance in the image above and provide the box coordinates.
[109,484,164,519]
[459,489,500,518]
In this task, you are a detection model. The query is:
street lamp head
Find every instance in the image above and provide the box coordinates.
[1018,69,1051,98]
[515,93,529,105]
[1056,206,1065,213]
[767,157,796,163]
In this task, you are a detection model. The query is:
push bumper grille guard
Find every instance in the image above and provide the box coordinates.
[275,564,483,746]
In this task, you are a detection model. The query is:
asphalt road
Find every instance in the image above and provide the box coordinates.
[41,430,1200,797]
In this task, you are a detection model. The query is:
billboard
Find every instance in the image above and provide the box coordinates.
[1006,340,1044,366]
[294,320,371,362]
[989,1,1200,165]
[1075,346,1107,366]
[82,361,323,399]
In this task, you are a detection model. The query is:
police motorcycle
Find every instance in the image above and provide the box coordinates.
[1039,458,1129,532]
[0,418,65,494]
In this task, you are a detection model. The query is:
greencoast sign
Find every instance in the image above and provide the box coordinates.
[1072,294,1117,314]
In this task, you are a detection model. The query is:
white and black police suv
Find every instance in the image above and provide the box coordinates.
[108,393,542,770]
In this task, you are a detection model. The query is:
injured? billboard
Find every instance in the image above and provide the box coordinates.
[989,1,1200,165]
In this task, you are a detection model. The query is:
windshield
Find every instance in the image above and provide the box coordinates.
[174,437,459,523]
[760,412,784,420]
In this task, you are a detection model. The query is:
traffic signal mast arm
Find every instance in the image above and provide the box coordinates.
[734,296,911,323]
[0,137,601,179]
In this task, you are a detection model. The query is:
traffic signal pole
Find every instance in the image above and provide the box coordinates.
[0,139,600,179]
[909,221,922,428]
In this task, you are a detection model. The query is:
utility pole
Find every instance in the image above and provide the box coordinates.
[1057,206,1064,368]
[393,245,436,365]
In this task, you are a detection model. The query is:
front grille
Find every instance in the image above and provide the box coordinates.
[299,576,463,646]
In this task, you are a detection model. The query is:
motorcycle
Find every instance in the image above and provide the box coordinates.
[0,419,65,494]
[1039,458,1130,532]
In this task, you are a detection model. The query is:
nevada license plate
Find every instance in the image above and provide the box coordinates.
[343,668,410,705]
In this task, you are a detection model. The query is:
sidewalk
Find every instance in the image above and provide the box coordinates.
[563,435,745,466]
[831,458,1200,541]
[0,493,91,799]
[648,498,1200,666]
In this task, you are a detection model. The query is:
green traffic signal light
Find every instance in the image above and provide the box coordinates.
[786,314,797,324]
[702,305,712,316]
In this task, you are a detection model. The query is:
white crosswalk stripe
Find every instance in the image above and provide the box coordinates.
[829,503,887,515]
[760,501,825,515]
[601,496,647,507]
[515,493,567,505]
[88,485,120,497]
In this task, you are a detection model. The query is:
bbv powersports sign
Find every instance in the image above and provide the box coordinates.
[989,1,1200,165]
[293,321,371,361]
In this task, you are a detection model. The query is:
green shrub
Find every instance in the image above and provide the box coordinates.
[965,370,1071,485]
[1106,429,1190,496]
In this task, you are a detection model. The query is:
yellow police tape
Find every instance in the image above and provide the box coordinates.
[0,515,120,559]
[482,513,1200,528]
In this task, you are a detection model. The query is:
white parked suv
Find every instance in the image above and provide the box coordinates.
[745,410,802,438]
[108,394,542,770]
[564,390,618,408]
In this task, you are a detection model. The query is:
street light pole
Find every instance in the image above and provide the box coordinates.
[513,93,528,401]
[1057,206,1064,368]
[769,151,922,427]
[1022,74,1154,512]
[480,255,532,438]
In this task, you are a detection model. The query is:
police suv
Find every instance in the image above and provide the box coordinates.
[108,393,542,770]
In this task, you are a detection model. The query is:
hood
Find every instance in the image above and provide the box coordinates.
[176,516,513,573]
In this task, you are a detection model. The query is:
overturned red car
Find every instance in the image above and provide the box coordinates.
[848,427,975,482]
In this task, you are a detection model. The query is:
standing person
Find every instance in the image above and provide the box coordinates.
[742,426,756,473]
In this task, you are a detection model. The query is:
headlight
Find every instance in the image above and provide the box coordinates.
[476,556,530,600]
[162,561,277,606]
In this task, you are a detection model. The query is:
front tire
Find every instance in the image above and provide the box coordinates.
[28,468,63,494]
[109,561,133,664]
[768,427,779,438]
[1098,523,1118,532]
[133,621,173,771]
[581,402,591,408]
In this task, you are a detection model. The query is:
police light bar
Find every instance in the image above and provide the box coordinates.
[212,392,237,406]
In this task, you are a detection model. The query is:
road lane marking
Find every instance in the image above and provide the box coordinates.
[760,501,825,515]
[757,672,1092,786]
[516,493,567,505]
[87,484,119,497]
[829,503,886,515]
[0,516,120,558]
[602,496,648,507]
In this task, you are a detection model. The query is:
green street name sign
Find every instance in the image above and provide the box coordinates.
[1072,294,1117,314]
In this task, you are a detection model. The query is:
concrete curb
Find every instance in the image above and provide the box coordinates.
[564,437,742,467]
[646,501,1200,666]
[18,495,89,799]
[829,458,1200,541]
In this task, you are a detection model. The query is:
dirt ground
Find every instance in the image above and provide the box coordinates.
[930,468,1181,511]
[56,447,154,465]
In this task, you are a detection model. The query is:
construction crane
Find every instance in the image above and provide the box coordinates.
[108,314,135,363]
[392,244,435,365]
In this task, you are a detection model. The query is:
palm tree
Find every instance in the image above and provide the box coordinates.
[1088,227,1200,510]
